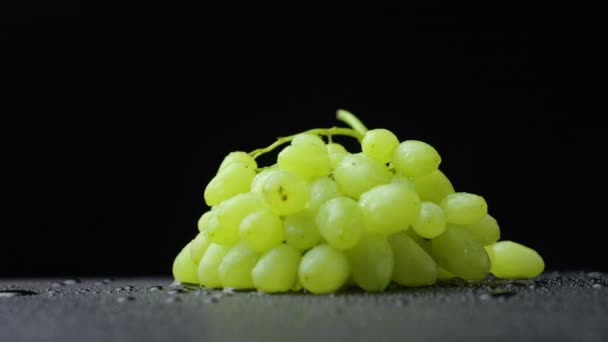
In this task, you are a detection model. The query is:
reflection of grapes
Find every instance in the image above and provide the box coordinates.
[172,109,544,293]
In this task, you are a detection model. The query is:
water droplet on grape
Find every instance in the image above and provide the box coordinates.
[0,289,39,298]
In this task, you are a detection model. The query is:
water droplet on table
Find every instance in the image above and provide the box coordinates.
[0,289,39,298]
[116,296,135,303]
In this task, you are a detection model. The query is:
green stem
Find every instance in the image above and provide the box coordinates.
[336,109,369,135]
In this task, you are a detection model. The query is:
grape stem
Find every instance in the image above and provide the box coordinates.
[248,109,369,160]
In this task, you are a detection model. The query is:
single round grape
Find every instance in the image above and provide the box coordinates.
[172,242,200,285]
[334,153,391,199]
[393,140,441,178]
[218,151,257,173]
[440,192,488,225]
[261,169,309,216]
[239,209,285,253]
[197,210,213,232]
[390,174,417,192]
[210,192,262,245]
[308,176,342,210]
[412,202,447,239]
[316,197,363,250]
[278,144,331,180]
[345,234,394,291]
[389,232,437,287]
[359,183,421,235]
[411,169,455,203]
[459,214,500,246]
[204,162,256,206]
[431,225,490,281]
[218,242,260,289]
[190,232,211,264]
[326,142,348,170]
[291,133,326,149]
[487,241,544,279]
[361,128,399,164]
[284,208,322,251]
[298,244,349,294]
[198,243,230,288]
[252,244,301,293]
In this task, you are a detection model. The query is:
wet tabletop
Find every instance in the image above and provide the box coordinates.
[1,272,607,342]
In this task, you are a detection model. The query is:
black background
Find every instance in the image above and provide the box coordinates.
[2,2,605,277]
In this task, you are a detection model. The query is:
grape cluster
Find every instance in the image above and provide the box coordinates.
[172,110,544,294]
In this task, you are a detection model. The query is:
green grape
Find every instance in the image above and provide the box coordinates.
[278,143,331,180]
[359,183,421,235]
[250,167,277,196]
[172,242,200,285]
[411,169,455,203]
[345,234,394,291]
[431,225,490,281]
[252,244,302,293]
[437,266,457,280]
[239,208,285,253]
[388,232,437,287]
[190,232,211,264]
[218,242,260,289]
[298,244,349,294]
[487,241,544,279]
[198,243,230,288]
[440,192,488,225]
[390,174,417,192]
[412,202,447,239]
[291,133,326,149]
[333,153,391,199]
[361,128,399,164]
[204,162,256,206]
[393,140,441,178]
[316,197,363,250]
[261,169,309,215]
[458,214,500,246]
[326,143,348,170]
[284,208,322,251]
[406,228,432,255]
[209,193,262,245]
[197,210,213,232]
[218,151,257,173]
[308,176,342,210]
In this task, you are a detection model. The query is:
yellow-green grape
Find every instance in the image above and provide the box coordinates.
[204,162,256,206]
[291,133,326,149]
[345,234,394,291]
[333,153,391,199]
[437,266,457,280]
[261,169,309,215]
[298,244,349,294]
[393,140,441,178]
[359,183,421,235]
[412,202,447,239]
[406,228,432,255]
[361,128,399,164]
[197,210,213,232]
[218,151,257,173]
[210,193,262,245]
[326,143,348,170]
[431,225,490,281]
[390,174,417,192]
[411,169,455,203]
[190,232,211,264]
[458,214,500,246]
[250,167,276,196]
[284,208,322,251]
[486,241,544,279]
[388,232,437,287]
[172,242,200,285]
[218,242,260,289]
[252,244,301,293]
[239,209,285,253]
[308,176,342,210]
[440,192,488,225]
[316,197,363,250]
[197,243,230,288]
[278,143,331,180]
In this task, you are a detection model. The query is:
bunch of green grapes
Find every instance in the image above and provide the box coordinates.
[172,110,544,294]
